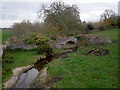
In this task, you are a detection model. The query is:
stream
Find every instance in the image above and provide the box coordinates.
[14,47,77,88]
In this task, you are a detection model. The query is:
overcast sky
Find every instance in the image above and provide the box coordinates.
[0,0,119,28]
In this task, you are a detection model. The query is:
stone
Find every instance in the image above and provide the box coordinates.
[87,35,112,45]
[49,37,78,49]
[5,37,37,50]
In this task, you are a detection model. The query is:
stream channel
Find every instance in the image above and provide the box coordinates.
[14,47,77,88]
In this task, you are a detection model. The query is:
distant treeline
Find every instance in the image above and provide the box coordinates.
[0,28,12,30]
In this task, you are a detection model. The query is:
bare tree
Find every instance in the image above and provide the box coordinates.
[99,9,118,29]
[100,9,116,20]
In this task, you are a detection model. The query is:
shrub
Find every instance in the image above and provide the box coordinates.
[76,35,90,48]
[2,48,14,64]
[23,32,54,56]
[87,24,94,30]
[6,32,54,56]
[12,21,43,37]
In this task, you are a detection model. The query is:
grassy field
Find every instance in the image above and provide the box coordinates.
[91,29,118,41]
[2,50,40,82]
[1,29,119,88]
[46,29,118,88]
[2,30,12,43]
[2,48,66,83]
[1,30,66,84]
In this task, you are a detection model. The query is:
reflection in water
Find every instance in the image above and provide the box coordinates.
[15,68,39,88]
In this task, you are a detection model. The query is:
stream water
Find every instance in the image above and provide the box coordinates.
[14,48,77,88]
[15,68,39,88]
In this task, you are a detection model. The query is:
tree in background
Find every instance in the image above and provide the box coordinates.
[100,9,116,20]
[38,1,83,39]
[100,9,117,29]
[12,20,43,37]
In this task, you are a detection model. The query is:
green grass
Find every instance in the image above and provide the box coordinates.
[91,29,118,41]
[2,30,12,43]
[46,43,118,88]
[46,29,118,88]
[2,50,40,82]
[12,51,39,66]
[2,29,119,88]
[53,48,66,53]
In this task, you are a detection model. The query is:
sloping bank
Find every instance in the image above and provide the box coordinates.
[45,43,118,88]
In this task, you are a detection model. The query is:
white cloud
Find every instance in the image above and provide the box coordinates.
[1,0,119,27]
[0,20,19,28]
[81,10,104,22]
[1,0,119,3]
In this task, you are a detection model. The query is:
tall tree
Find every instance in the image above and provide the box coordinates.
[100,9,116,20]
[100,9,117,29]
[38,1,82,38]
